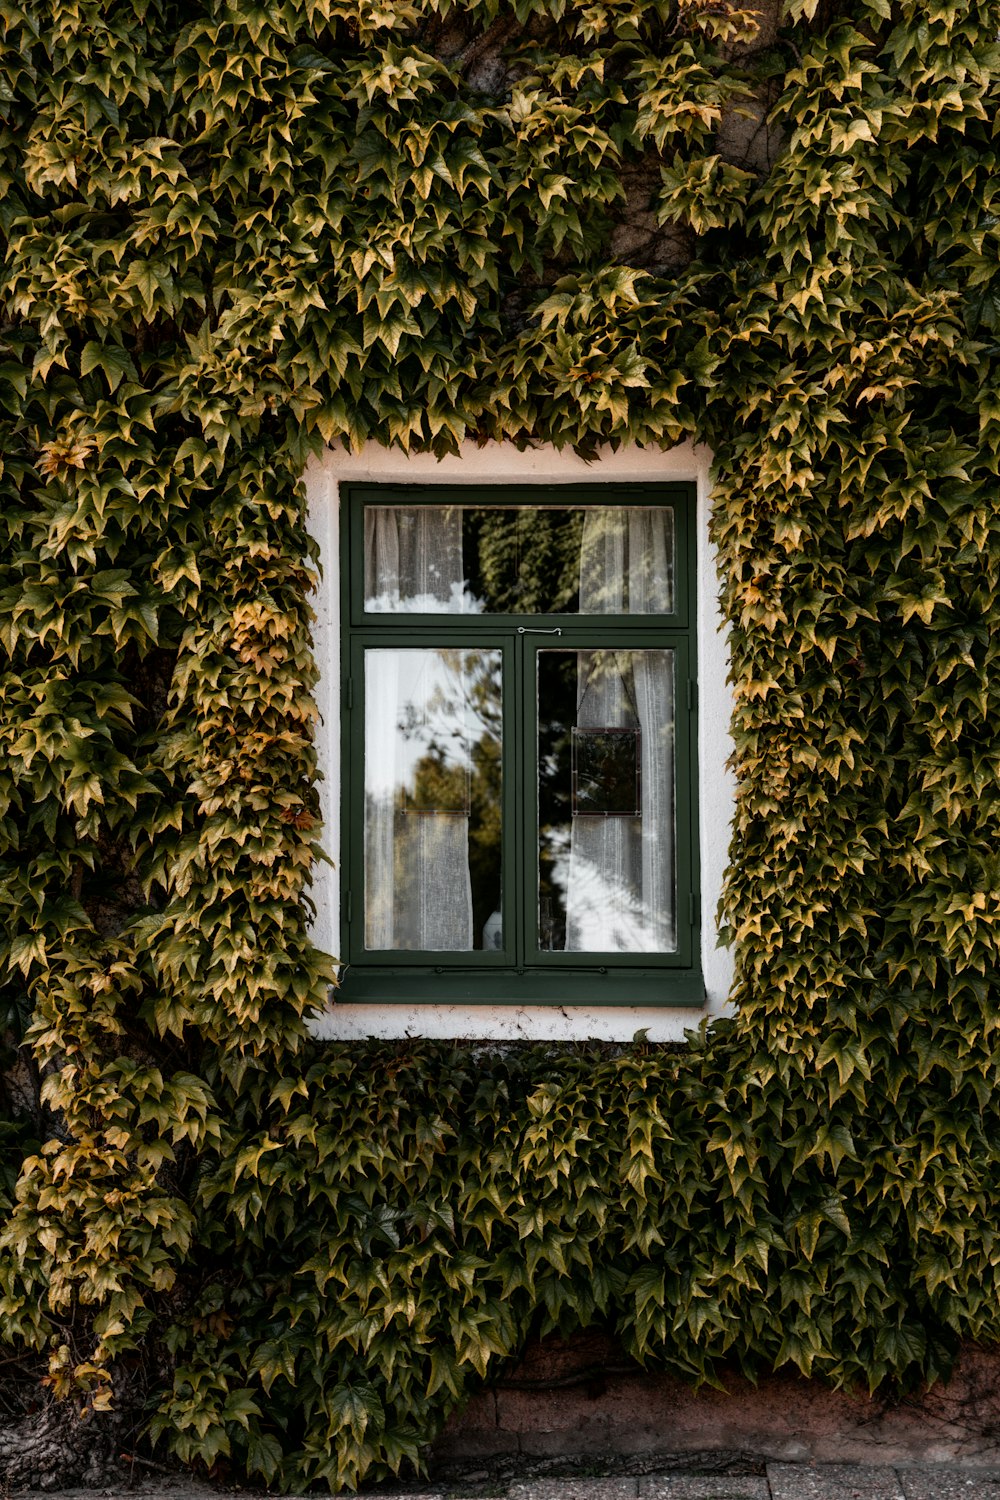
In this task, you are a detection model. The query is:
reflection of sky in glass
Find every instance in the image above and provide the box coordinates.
[548,840,663,951]
[366,581,485,615]
[365,649,498,801]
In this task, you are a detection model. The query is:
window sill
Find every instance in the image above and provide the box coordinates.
[331,969,706,1007]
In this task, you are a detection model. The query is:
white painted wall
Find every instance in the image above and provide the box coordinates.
[304,440,735,1042]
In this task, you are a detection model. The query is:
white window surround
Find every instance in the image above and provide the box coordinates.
[304,439,735,1042]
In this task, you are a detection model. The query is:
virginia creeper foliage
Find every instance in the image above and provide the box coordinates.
[0,0,998,1489]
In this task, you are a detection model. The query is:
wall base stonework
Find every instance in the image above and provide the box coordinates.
[434,1337,1000,1467]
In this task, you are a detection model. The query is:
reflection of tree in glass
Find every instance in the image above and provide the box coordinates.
[398,660,469,814]
[537,651,645,949]
[536,654,577,950]
[465,508,584,614]
[398,650,503,950]
[467,672,502,948]
[402,757,469,814]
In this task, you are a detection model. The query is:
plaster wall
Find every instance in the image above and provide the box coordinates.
[304,440,735,1042]
[435,1335,1000,1468]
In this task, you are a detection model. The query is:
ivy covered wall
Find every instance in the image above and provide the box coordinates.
[0,0,998,1491]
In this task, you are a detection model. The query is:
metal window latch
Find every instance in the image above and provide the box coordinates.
[517,626,562,635]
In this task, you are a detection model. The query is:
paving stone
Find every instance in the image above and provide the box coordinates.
[898,1470,1000,1500]
[639,1477,771,1499]
[509,1481,639,1500]
[353,1494,443,1500]
[767,1463,905,1499]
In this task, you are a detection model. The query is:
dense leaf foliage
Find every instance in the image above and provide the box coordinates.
[1,0,999,1489]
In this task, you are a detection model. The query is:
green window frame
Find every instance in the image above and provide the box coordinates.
[338,482,703,1006]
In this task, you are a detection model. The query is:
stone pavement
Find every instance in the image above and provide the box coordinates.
[382,1470,1000,1500]
[14,1464,1000,1500]
[476,1469,1000,1500]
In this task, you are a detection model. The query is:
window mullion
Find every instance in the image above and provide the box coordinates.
[513,628,529,968]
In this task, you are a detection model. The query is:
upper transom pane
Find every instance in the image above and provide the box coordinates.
[363,503,675,616]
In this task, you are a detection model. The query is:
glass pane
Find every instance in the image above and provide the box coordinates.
[364,504,674,615]
[364,648,502,952]
[537,649,676,954]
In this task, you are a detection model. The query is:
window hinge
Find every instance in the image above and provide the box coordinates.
[689,892,699,928]
[345,678,354,710]
[687,679,697,711]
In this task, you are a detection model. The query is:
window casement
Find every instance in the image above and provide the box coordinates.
[338,483,703,1006]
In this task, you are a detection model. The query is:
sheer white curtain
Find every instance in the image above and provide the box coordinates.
[566,508,675,952]
[364,506,465,613]
[364,508,474,951]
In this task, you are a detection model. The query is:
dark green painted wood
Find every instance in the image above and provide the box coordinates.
[333,970,706,1005]
[344,482,693,629]
[339,480,702,1006]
